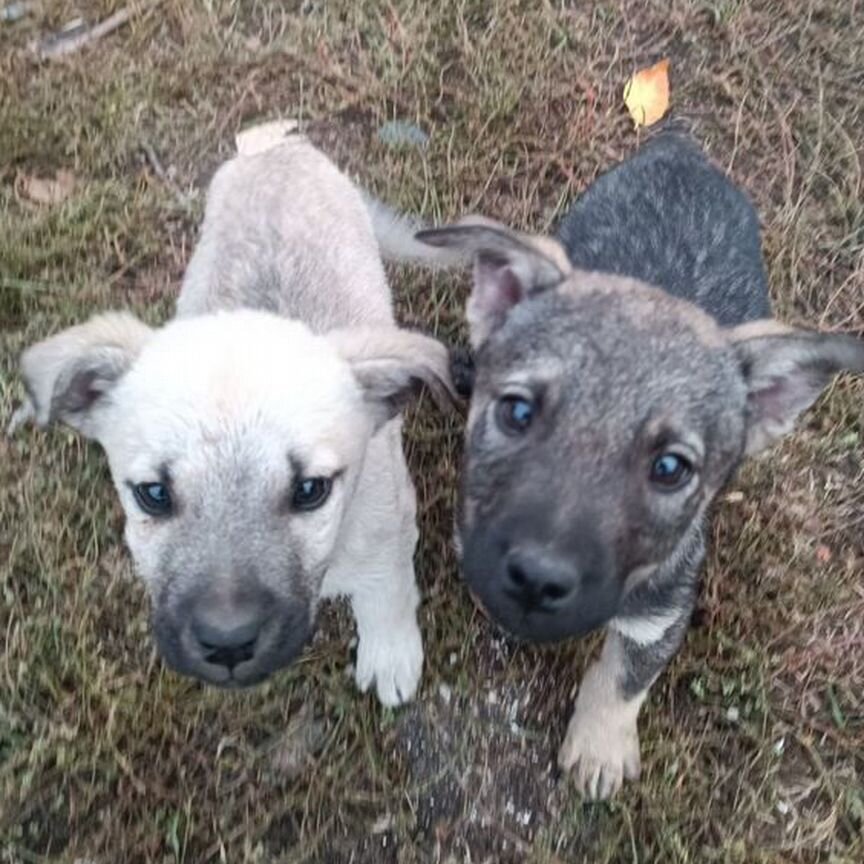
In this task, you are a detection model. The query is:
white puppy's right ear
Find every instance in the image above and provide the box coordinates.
[416,217,572,349]
[17,312,153,438]
[328,327,460,430]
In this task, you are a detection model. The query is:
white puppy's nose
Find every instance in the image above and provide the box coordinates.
[191,599,267,671]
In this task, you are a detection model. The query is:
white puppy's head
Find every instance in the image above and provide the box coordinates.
[19,309,455,686]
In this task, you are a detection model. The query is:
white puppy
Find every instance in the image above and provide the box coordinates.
[16,136,456,706]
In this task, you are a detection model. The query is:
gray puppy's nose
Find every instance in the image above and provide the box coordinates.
[191,601,266,671]
[504,547,577,612]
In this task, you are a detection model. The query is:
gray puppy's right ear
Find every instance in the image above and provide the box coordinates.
[416,216,572,348]
[16,312,153,439]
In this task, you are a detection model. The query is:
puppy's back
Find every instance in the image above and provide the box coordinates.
[178,138,394,331]
[557,134,770,326]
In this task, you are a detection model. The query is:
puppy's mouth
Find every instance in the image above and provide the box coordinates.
[153,608,314,687]
[469,584,614,643]
[185,656,267,689]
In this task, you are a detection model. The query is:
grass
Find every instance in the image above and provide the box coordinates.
[1,0,862,861]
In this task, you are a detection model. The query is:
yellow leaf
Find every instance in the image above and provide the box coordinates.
[623,59,670,128]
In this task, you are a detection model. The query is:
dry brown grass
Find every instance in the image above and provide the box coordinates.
[1,1,862,862]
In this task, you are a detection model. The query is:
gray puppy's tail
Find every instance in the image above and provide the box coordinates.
[362,194,469,269]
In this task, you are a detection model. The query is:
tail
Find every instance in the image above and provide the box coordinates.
[362,194,469,269]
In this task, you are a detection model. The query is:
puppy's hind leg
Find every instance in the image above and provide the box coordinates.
[323,423,424,707]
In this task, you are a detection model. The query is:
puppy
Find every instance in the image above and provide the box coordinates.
[14,136,456,706]
[415,133,864,796]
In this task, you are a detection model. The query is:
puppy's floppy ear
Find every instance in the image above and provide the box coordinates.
[416,216,572,348]
[727,320,864,455]
[16,312,153,439]
[328,327,460,429]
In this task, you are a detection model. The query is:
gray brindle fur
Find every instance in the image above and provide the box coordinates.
[413,133,864,798]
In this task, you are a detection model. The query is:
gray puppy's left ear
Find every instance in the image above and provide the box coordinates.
[328,327,460,429]
[416,216,571,349]
[728,322,864,454]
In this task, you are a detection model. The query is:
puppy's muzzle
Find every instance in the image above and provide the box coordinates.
[462,532,621,642]
[154,587,312,687]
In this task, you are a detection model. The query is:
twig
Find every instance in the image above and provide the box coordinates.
[6,400,35,438]
[140,139,191,209]
[30,1,160,61]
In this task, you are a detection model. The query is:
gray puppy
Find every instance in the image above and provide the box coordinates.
[413,133,864,798]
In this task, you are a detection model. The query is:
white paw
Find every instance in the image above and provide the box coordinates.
[558,701,642,800]
[354,620,423,708]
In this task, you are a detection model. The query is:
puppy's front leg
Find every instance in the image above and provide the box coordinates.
[322,421,425,707]
[559,608,691,799]
[349,551,423,708]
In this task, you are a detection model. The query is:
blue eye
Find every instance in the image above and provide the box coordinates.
[132,482,173,516]
[650,453,694,490]
[496,395,536,435]
[292,476,333,511]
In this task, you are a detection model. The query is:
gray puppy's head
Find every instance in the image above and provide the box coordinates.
[18,309,455,685]
[418,220,864,642]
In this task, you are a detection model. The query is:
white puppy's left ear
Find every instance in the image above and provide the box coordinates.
[328,327,460,428]
[17,312,153,439]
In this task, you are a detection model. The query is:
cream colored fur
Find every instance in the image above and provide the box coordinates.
[17,137,455,706]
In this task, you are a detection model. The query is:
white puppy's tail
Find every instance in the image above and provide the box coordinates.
[363,194,469,269]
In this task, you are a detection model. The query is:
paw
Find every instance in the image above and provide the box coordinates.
[558,706,641,800]
[355,619,423,708]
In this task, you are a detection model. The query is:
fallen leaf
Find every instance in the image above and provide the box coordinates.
[268,703,325,780]
[17,169,76,205]
[623,59,670,128]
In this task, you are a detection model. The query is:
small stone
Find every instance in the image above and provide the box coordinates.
[370,813,393,834]
[815,544,833,564]
[377,120,429,150]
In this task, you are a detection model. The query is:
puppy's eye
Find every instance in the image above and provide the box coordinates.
[132,482,173,517]
[292,476,333,512]
[649,453,694,491]
[495,395,536,435]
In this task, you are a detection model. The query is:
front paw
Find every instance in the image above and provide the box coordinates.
[558,703,641,800]
[355,620,423,708]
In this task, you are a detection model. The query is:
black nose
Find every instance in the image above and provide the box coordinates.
[504,547,578,611]
[192,607,264,671]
